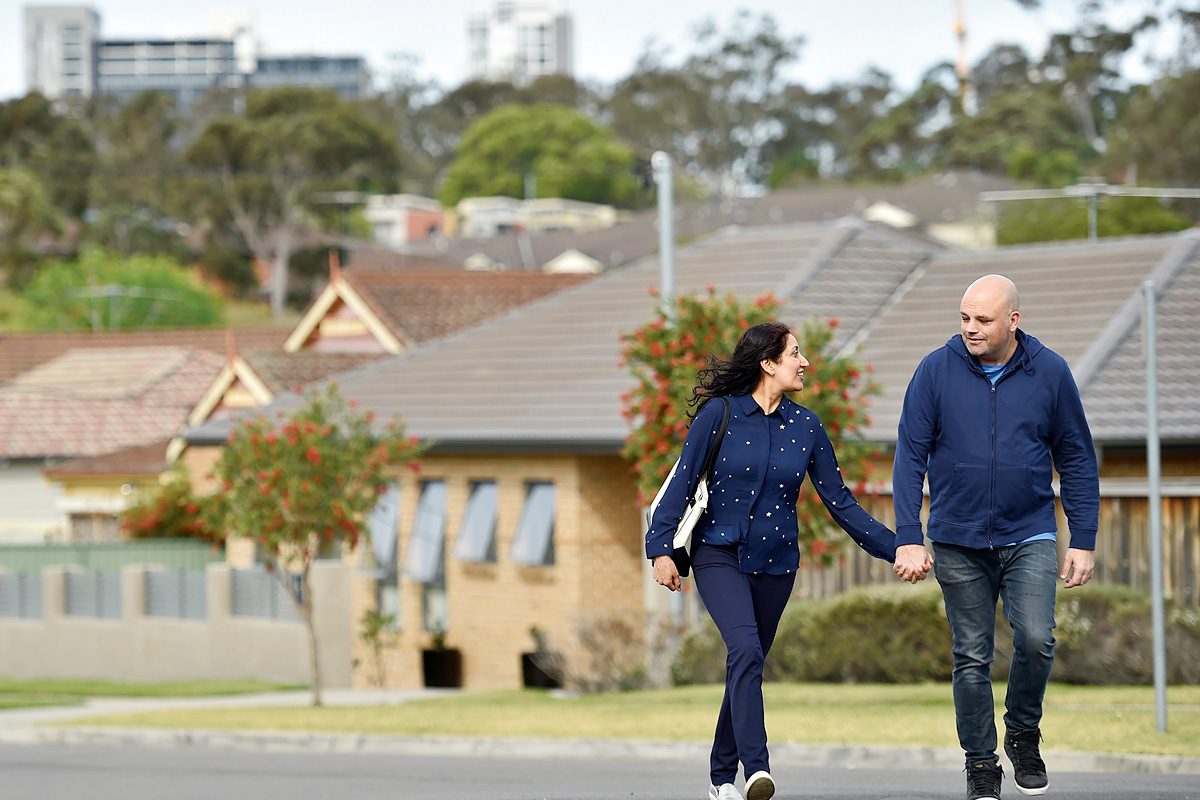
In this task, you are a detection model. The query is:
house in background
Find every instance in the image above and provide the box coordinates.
[363,195,445,248]
[181,223,1200,693]
[0,346,227,542]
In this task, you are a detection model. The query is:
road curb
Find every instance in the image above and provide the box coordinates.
[1,726,1197,774]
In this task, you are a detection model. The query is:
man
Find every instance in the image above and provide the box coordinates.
[892,274,1098,800]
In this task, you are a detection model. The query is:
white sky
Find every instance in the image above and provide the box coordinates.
[1,0,1174,102]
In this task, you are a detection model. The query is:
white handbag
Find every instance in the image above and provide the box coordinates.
[645,397,731,570]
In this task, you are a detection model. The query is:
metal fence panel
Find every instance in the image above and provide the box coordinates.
[64,571,121,619]
[145,569,208,620]
[0,573,40,618]
[230,568,300,623]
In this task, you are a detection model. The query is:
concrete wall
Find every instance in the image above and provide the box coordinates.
[0,561,352,686]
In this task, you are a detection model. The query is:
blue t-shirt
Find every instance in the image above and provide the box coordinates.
[982,361,1056,545]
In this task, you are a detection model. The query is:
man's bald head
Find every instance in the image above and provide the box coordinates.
[963,274,1020,314]
[960,274,1021,365]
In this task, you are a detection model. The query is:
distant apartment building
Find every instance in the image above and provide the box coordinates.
[23,5,370,106]
[94,38,240,106]
[251,55,370,98]
[467,0,573,85]
[24,5,100,99]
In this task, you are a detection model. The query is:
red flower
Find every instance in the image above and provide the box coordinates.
[306,446,321,466]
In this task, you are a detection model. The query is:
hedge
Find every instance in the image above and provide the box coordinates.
[671,582,1200,686]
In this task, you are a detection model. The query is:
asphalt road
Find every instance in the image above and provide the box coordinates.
[4,745,1199,800]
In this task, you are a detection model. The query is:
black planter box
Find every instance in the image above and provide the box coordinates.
[422,648,463,687]
[521,652,563,689]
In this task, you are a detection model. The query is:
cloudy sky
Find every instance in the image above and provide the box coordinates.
[1,0,1172,102]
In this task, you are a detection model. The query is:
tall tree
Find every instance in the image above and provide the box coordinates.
[185,88,400,317]
[606,11,804,193]
[0,93,95,218]
[438,103,637,206]
[0,167,59,285]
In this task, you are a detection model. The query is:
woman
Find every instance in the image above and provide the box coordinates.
[647,322,931,800]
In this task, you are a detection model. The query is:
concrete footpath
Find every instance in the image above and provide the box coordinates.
[1,689,1197,776]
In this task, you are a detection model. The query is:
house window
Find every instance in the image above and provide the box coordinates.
[69,513,120,542]
[405,481,448,633]
[453,481,498,564]
[365,483,400,625]
[404,480,446,583]
[510,482,555,566]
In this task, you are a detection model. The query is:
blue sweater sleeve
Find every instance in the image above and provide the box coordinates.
[893,357,936,547]
[645,400,724,560]
[1050,365,1100,550]
[807,417,896,562]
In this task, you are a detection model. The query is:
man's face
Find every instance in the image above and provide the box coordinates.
[960,290,1018,365]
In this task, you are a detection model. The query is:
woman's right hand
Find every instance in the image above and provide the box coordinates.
[653,555,682,592]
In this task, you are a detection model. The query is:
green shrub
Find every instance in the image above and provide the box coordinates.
[994,583,1200,685]
[672,581,1200,686]
[672,583,953,685]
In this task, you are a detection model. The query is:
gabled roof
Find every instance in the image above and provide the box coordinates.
[284,266,594,353]
[189,224,1200,454]
[856,232,1196,442]
[188,222,936,450]
[0,347,225,459]
[1078,233,1200,444]
[0,327,289,383]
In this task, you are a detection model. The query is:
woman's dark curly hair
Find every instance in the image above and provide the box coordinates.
[689,322,792,417]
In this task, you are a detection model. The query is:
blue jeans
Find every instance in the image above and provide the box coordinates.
[691,543,795,785]
[932,540,1058,764]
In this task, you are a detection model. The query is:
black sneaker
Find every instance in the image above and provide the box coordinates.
[1005,728,1049,796]
[966,759,1003,800]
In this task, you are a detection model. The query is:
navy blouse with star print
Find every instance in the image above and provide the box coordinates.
[645,392,896,574]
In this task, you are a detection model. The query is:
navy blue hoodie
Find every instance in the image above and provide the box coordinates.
[893,330,1099,551]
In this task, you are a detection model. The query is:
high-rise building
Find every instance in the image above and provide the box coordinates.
[467,1,573,85]
[21,5,371,106]
[24,5,101,99]
[94,39,241,106]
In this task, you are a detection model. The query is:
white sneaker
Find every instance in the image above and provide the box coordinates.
[744,771,775,800]
[709,783,746,800]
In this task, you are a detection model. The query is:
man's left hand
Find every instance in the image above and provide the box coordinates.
[1060,548,1095,588]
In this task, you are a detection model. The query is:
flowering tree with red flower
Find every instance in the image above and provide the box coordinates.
[620,286,882,566]
[121,469,215,540]
[204,383,424,705]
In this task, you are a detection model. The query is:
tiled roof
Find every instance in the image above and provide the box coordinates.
[240,349,384,395]
[856,234,1189,442]
[0,347,225,459]
[338,268,594,346]
[189,222,933,449]
[1079,235,1200,443]
[44,439,172,479]
[0,327,289,383]
[189,225,1200,453]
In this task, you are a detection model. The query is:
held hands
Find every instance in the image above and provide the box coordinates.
[653,555,682,592]
[1060,547,1095,588]
[894,543,934,583]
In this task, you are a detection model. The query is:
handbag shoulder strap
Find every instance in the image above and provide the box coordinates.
[696,397,730,491]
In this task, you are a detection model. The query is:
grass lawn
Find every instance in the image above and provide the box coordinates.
[0,679,300,711]
[64,682,1200,757]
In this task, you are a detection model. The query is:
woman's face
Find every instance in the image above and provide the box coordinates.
[763,334,809,393]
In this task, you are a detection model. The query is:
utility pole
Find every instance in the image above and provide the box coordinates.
[652,151,675,318]
[980,180,1200,241]
[1144,281,1168,733]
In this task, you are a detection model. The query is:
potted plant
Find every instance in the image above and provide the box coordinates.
[422,624,463,687]
[521,625,564,689]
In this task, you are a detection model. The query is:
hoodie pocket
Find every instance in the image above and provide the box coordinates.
[994,465,1037,526]
[938,464,990,526]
